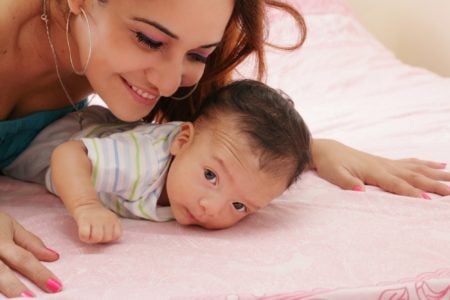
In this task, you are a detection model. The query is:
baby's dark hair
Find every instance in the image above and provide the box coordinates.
[191,79,311,188]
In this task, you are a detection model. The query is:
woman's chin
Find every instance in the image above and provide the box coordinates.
[110,106,150,122]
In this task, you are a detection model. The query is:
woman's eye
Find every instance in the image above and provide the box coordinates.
[189,53,208,64]
[204,169,217,185]
[135,32,163,50]
[232,202,247,213]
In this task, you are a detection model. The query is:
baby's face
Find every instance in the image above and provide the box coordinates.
[165,118,288,229]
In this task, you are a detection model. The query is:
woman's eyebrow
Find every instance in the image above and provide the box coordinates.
[133,17,221,49]
[133,17,178,39]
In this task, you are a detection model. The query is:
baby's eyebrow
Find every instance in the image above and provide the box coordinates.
[212,155,233,182]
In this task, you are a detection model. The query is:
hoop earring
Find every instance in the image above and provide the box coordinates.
[66,8,92,76]
[170,83,199,101]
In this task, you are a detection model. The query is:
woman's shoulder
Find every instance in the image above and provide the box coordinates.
[0,1,40,54]
[1,1,40,32]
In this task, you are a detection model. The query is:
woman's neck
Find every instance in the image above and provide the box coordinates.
[0,0,92,120]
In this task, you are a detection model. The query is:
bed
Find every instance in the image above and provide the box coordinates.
[2,0,450,299]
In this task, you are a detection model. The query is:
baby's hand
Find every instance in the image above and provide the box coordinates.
[73,204,122,244]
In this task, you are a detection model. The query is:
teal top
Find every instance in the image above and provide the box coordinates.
[0,100,87,169]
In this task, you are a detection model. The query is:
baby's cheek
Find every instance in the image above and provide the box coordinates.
[223,215,248,229]
[200,217,240,230]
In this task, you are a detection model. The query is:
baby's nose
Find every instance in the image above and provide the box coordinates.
[199,197,227,217]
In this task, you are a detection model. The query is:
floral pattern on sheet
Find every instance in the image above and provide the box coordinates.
[377,281,450,300]
[415,281,450,300]
[249,269,450,300]
[379,287,409,300]
[377,270,450,300]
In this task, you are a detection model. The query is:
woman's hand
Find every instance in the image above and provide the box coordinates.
[0,212,62,298]
[311,139,450,198]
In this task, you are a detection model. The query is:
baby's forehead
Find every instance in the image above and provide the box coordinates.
[197,115,291,174]
[194,114,247,145]
[199,126,288,193]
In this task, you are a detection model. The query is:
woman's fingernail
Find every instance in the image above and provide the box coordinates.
[421,193,431,200]
[352,186,363,192]
[439,162,447,169]
[46,247,59,256]
[20,291,35,297]
[47,278,62,293]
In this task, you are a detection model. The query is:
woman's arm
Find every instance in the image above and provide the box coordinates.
[310,139,450,198]
[51,140,122,243]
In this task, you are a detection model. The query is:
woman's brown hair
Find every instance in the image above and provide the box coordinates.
[145,0,307,123]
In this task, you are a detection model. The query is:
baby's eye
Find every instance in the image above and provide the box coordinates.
[204,169,217,185]
[232,202,247,213]
[135,32,163,50]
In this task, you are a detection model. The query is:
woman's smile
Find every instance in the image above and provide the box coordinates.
[122,78,160,107]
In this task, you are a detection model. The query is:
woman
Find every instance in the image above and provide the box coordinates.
[1,0,448,297]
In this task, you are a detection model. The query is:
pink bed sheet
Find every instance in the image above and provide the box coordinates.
[2,0,450,299]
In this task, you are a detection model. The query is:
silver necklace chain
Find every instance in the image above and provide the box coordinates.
[41,0,83,129]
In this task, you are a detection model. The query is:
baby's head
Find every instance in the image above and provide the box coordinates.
[165,79,311,229]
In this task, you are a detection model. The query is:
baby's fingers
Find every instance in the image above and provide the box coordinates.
[78,222,94,243]
[78,223,105,244]
[78,221,121,244]
[103,223,122,243]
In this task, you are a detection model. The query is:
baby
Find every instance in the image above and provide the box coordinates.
[3,80,311,243]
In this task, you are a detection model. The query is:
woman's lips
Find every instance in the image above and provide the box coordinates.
[123,78,159,106]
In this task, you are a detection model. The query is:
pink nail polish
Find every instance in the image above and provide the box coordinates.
[47,278,62,293]
[352,186,363,192]
[440,162,447,169]
[20,291,35,298]
[46,247,59,256]
[421,193,431,200]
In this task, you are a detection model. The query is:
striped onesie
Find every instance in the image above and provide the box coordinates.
[3,105,180,222]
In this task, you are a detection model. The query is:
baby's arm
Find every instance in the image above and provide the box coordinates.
[50,140,122,244]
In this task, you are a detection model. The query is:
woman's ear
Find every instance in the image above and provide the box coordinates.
[67,0,86,14]
[170,123,194,156]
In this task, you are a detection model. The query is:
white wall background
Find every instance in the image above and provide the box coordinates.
[345,0,450,77]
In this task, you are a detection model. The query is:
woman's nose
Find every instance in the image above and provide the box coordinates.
[144,57,184,98]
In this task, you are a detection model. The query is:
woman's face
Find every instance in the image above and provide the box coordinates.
[78,0,234,121]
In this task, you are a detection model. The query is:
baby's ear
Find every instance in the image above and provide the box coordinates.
[170,123,194,155]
